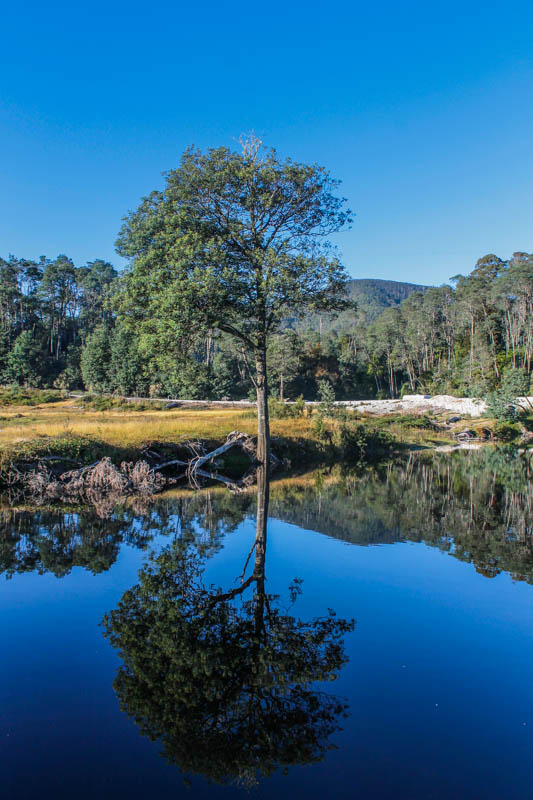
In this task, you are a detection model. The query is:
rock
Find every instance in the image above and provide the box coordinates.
[448,416,462,423]
[455,429,477,440]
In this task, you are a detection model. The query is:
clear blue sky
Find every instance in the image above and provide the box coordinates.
[1,0,532,286]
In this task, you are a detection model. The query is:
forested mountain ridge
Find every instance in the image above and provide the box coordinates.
[0,251,532,402]
[298,278,430,335]
[348,277,429,307]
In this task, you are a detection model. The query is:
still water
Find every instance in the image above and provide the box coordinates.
[2,450,533,799]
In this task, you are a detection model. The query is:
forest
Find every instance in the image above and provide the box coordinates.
[0,250,532,402]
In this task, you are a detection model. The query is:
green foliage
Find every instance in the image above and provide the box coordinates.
[486,372,530,421]
[293,394,306,416]
[336,423,395,464]
[313,414,328,442]
[78,395,162,412]
[80,324,112,393]
[2,231,533,409]
[1,433,119,467]
[493,421,521,442]
[317,379,336,415]
[114,137,352,457]
[109,327,147,396]
[268,394,307,419]
[7,330,48,386]
[486,391,519,421]
[0,387,63,406]
[54,345,82,390]
[115,140,352,354]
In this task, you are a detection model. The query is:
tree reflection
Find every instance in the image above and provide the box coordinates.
[268,449,533,583]
[102,466,354,787]
[0,490,252,578]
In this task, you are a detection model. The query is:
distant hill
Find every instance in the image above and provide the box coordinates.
[298,278,430,335]
[348,278,429,310]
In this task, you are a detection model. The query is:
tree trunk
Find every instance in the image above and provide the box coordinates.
[253,464,269,637]
[255,345,271,465]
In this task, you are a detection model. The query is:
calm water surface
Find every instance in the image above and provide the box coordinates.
[2,450,533,799]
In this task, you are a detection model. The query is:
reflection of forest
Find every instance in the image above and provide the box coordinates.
[269,450,533,583]
[2,450,532,582]
[0,493,252,577]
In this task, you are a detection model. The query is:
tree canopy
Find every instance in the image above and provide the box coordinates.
[115,137,352,460]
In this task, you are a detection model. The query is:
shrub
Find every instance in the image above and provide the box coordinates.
[79,395,159,412]
[336,423,395,464]
[293,395,306,417]
[0,387,63,406]
[313,414,328,442]
[486,369,530,421]
[493,421,521,442]
[317,380,335,416]
[268,395,307,419]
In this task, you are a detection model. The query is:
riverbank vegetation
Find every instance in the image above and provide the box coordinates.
[0,393,464,461]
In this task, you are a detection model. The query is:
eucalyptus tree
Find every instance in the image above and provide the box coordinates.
[77,259,117,335]
[453,255,505,383]
[493,252,533,371]
[115,137,352,463]
[38,255,80,360]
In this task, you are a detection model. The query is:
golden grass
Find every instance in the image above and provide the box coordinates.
[0,399,319,452]
[0,396,464,460]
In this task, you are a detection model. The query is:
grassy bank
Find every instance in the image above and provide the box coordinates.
[0,389,524,467]
[0,390,511,470]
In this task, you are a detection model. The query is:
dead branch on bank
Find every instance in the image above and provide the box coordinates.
[0,431,267,510]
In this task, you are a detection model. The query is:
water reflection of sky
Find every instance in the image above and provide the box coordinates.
[2,467,533,798]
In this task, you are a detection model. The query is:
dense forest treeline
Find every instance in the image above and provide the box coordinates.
[1,251,532,400]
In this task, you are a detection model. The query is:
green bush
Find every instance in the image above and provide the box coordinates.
[336,423,395,464]
[493,421,521,442]
[486,369,530,421]
[268,395,307,419]
[0,387,64,406]
[486,390,519,421]
[79,394,160,412]
[317,380,335,416]
[313,414,329,442]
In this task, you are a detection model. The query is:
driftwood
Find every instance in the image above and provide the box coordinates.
[0,431,267,509]
[188,431,257,473]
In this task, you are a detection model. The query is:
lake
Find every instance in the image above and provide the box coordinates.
[2,449,533,799]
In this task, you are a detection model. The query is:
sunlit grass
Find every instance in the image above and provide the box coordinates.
[0,396,461,461]
[0,399,321,456]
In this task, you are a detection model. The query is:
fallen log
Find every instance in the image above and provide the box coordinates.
[189,431,257,474]
[151,458,189,471]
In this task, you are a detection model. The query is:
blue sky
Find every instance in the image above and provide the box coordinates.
[1,0,532,285]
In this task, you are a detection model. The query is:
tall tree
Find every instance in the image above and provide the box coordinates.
[115,137,352,463]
